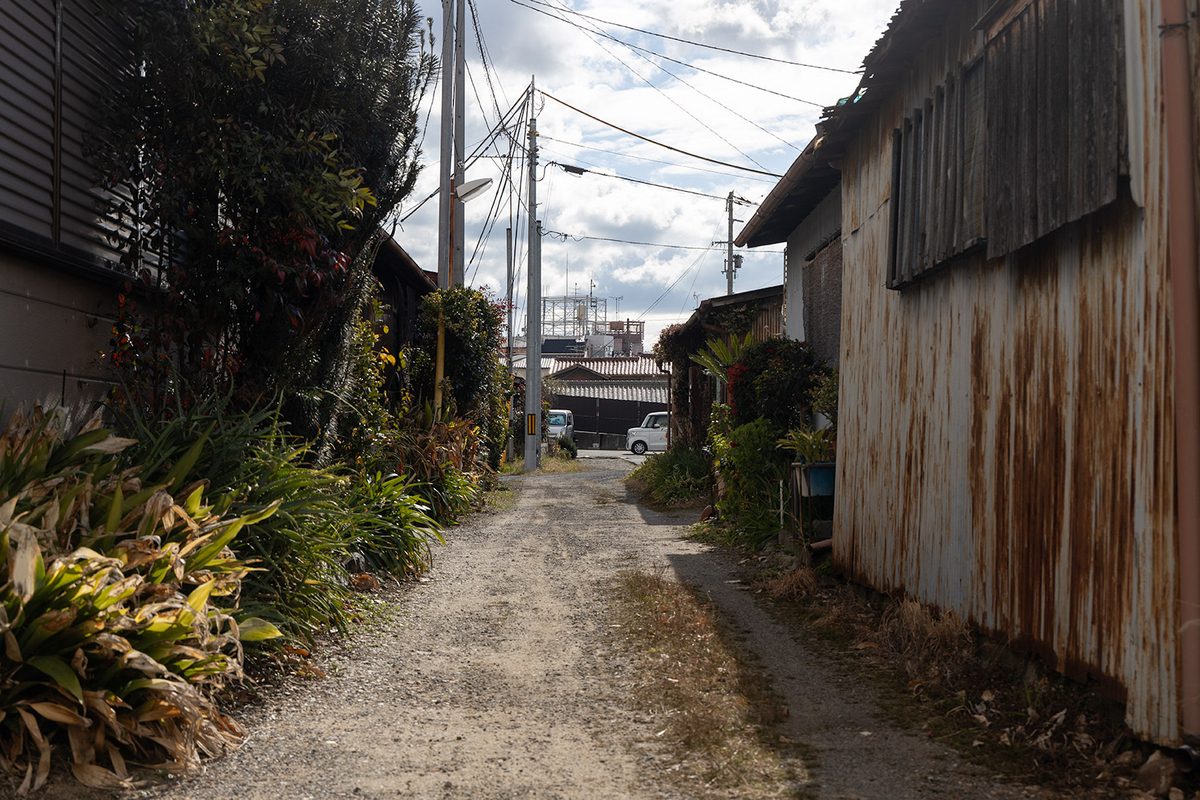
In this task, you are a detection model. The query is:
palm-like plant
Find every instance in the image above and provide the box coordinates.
[690,332,754,386]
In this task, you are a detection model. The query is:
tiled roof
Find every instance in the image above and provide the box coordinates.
[548,355,666,380]
[550,380,668,405]
[510,356,560,371]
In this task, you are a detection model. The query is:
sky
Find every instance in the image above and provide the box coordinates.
[391,0,899,348]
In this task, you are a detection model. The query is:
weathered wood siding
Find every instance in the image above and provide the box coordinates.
[834,0,1180,743]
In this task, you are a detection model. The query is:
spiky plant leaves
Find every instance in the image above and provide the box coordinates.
[0,408,277,792]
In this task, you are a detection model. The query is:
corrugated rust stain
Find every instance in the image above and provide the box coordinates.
[833,0,1181,743]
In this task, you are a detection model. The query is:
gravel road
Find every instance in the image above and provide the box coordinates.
[119,459,1040,800]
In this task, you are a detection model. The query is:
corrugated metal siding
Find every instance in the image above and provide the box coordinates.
[0,0,129,268]
[0,0,56,238]
[834,0,1180,743]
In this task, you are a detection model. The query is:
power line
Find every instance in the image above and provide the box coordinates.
[541,228,782,254]
[520,0,860,75]
[538,134,778,184]
[399,90,530,224]
[540,91,782,178]
[547,160,757,204]
[511,0,823,109]
[531,0,776,171]
[638,244,715,320]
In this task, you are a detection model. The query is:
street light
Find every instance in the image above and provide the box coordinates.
[455,177,493,203]
[434,175,494,417]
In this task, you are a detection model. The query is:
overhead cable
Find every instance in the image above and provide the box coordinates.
[521,0,860,75]
[541,228,782,254]
[540,92,782,178]
[399,90,530,224]
[547,160,757,204]
[511,0,822,108]
[638,245,715,320]
[531,0,777,170]
[538,135,777,183]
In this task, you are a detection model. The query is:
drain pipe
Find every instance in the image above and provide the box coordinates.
[1162,0,1200,744]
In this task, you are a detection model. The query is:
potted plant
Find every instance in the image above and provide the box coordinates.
[777,426,835,497]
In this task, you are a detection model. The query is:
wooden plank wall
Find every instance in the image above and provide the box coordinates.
[985,0,1126,259]
[834,0,1180,744]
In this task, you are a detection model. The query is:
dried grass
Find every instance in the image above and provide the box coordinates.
[763,567,818,602]
[610,569,806,797]
[762,570,1132,793]
[869,599,973,683]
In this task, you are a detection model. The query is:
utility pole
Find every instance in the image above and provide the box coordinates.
[715,192,743,295]
[436,0,454,289]
[725,191,734,295]
[506,226,514,373]
[452,0,465,284]
[524,104,542,472]
[506,225,514,464]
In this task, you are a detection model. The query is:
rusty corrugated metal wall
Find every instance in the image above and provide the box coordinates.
[834,0,1182,743]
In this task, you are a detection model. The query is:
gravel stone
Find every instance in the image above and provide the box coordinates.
[96,459,1043,799]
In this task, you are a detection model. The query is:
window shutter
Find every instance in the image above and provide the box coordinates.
[985,0,1125,259]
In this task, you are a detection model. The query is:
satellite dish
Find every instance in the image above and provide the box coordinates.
[455,177,493,203]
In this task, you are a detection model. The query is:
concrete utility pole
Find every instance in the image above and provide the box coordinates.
[725,191,735,295]
[436,0,454,289]
[452,0,466,284]
[524,105,542,472]
[506,227,514,372]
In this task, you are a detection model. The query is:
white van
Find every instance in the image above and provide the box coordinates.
[547,409,574,441]
[626,411,669,455]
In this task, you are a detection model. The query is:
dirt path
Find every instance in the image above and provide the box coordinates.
[125,459,1038,799]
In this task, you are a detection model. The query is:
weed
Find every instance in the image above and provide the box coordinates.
[608,568,809,797]
[764,567,818,603]
[626,448,711,506]
[757,568,1137,795]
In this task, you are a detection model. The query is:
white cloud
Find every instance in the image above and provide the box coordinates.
[395,0,897,348]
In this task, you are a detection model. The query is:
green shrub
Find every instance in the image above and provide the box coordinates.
[346,473,444,576]
[726,337,829,431]
[113,399,357,638]
[556,435,578,459]
[0,407,282,791]
[712,418,788,548]
[112,399,449,639]
[629,447,710,504]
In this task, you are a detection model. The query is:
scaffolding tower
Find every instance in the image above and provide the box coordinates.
[541,294,608,338]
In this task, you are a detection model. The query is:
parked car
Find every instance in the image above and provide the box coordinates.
[546,409,575,441]
[626,411,669,455]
